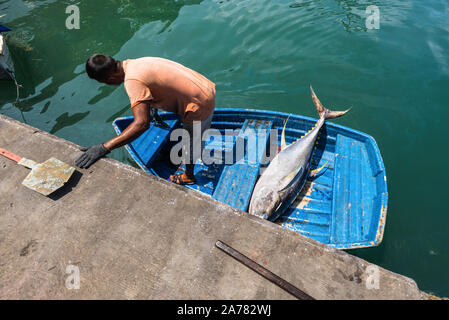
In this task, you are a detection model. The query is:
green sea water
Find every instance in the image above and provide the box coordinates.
[1,0,448,297]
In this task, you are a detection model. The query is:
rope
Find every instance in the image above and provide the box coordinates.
[6,68,21,104]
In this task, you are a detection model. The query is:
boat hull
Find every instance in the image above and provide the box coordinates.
[113,108,388,249]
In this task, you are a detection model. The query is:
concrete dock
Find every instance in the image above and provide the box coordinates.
[0,114,426,299]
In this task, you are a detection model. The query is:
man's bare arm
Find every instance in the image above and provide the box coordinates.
[103,102,151,151]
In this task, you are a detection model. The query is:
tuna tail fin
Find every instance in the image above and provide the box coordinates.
[310,85,350,120]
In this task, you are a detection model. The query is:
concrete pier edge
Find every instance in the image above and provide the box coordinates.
[0,114,430,299]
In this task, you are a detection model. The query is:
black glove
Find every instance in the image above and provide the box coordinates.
[75,144,110,169]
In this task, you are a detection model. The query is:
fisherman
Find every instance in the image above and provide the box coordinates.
[75,54,216,185]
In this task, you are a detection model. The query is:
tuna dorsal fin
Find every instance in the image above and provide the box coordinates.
[281,116,290,151]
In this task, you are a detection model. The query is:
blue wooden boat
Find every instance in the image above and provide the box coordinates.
[113,108,388,249]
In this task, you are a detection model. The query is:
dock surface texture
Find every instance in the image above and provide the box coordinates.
[0,114,424,299]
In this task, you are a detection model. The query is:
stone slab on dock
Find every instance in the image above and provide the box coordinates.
[0,114,424,299]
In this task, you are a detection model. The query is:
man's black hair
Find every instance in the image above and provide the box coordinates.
[85,54,118,81]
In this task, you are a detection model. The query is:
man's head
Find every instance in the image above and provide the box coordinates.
[85,54,124,85]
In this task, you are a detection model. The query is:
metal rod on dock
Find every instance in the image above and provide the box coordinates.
[216,240,315,300]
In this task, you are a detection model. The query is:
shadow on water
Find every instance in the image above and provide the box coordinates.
[40,101,50,114]
[106,105,131,123]
[87,85,118,105]
[49,111,90,134]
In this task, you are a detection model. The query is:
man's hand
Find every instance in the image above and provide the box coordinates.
[75,144,110,169]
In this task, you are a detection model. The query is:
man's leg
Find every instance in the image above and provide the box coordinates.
[182,121,196,183]
[169,112,213,185]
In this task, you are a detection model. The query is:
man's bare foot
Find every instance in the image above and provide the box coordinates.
[169,173,196,185]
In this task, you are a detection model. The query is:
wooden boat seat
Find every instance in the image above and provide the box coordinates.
[212,119,273,211]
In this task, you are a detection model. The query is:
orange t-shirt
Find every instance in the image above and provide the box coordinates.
[123,57,215,123]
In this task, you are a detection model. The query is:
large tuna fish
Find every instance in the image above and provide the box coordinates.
[249,86,349,220]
